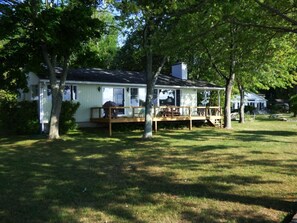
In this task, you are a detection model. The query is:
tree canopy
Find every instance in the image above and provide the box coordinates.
[0,0,106,139]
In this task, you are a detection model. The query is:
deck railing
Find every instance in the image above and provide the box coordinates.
[90,106,221,120]
[90,106,222,136]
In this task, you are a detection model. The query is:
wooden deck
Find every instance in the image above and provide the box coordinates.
[90,106,223,136]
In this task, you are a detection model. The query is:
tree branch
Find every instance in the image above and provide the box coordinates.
[233,18,297,34]
[202,42,228,80]
[41,44,56,84]
[59,56,69,89]
[254,0,297,27]
[153,56,168,80]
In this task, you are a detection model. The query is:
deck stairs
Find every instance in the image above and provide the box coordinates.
[207,118,222,127]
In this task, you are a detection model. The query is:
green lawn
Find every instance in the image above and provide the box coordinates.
[0,117,297,223]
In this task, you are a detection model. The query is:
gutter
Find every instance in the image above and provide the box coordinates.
[39,79,224,91]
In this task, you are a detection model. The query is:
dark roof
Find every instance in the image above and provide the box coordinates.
[52,67,223,89]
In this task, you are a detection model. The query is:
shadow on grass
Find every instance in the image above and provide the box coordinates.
[155,128,297,147]
[0,129,296,222]
[233,130,297,143]
[181,209,275,223]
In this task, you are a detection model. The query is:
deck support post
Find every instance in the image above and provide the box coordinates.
[154,120,158,132]
[189,107,192,130]
[109,122,112,136]
[109,107,112,136]
[218,90,221,107]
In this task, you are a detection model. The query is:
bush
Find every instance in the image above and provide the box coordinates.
[59,101,80,134]
[244,105,255,114]
[16,101,40,134]
[269,103,289,114]
[289,94,297,117]
[0,95,80,135]
[0,98,39,135]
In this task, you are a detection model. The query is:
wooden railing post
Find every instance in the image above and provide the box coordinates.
[109,107,112,136]
[132,107,135,118]
[189,106,192,130]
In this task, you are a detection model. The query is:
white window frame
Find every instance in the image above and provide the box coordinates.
[63,85,78,101]
[31,84,39,101]
[102,87,125,115]
[47,85,78,101]
[130,87,146,107]
[158,89,176,106]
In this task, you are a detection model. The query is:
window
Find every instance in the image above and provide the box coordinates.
[130,88,146,106]
[47,85,78,101]
[113,88,124,107]
[31,85,39,100]
[201,90,210,105]
[159,89,176,106]
[63,85,78,101]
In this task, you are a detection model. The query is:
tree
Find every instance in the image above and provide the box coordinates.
[0,0,105,139]
[232,0,297,122]
[112,30,146,71]
[115,1,174,139]
[171,0,297,127]
[115,0,209,138]
[172,2,257,128]
[73,10,119,69]
[252,0,297,34]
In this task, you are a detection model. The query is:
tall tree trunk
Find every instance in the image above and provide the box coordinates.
[142,49,167,139]
[238,84,245,123]
[143,48,154,139]
[49,86,63,139]
[142,19,167,139]
[224,22,237,129]
[224,75,235,129]
[42,45,69,139]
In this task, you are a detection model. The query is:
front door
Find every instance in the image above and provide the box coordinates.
[102,87,125,115]
[113,88,124,114]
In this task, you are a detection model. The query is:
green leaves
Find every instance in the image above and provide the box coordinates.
[0,0,106,92]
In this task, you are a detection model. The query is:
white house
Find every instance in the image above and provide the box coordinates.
[22,63,224,132]
[231,92,267,111]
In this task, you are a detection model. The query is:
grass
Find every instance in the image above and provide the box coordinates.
[0,115,297,223]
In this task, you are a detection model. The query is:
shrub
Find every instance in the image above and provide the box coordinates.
[0,95,80,135]
[244,105,255,114]
[289,94,297,117]
[16,101,39,134]
[59,101,80,134]
[0,98,39,135]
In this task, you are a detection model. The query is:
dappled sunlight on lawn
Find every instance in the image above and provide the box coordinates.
[0,119,296,222]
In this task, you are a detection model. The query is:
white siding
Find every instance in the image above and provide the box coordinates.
[40,83,102,123]
[41,83,51,123]
[40,84,202,123]
[75,84,102,122]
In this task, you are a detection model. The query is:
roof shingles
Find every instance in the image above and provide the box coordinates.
[54,68,223,89]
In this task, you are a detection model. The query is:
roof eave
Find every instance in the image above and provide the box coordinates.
[39,79,224,90]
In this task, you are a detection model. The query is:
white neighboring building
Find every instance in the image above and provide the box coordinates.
[231,92,267,111]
